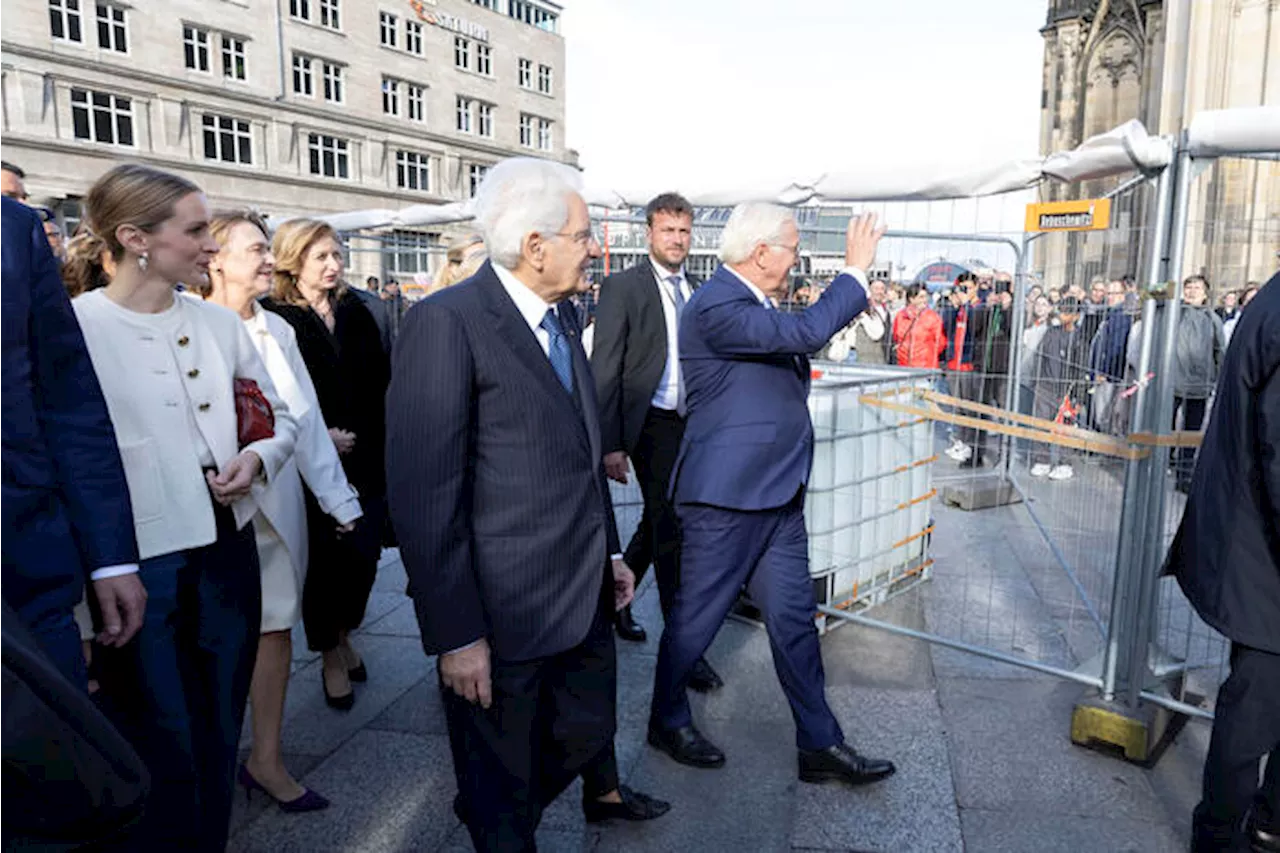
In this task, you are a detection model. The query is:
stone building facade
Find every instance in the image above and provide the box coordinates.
[1038,0,1278,291]
[1,0,570,282]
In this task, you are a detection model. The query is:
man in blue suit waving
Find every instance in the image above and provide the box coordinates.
[648,205,896,787]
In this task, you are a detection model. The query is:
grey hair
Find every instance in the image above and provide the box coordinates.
[470,157,582,269]
[719,202,795,264]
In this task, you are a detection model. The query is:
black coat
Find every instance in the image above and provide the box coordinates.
[384,262,622,661]
[590,260,700,455]
[263,290,390,498]
[1166,271,1280,654]
[970,303,1013,375]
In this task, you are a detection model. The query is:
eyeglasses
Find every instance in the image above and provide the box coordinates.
[548,228,597,246]
[769,242,802,258]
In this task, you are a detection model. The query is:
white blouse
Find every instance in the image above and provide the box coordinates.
[72,290,298,560]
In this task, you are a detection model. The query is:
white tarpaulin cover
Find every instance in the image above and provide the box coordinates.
[280,116,1187,231]
[1187,106,1280,160]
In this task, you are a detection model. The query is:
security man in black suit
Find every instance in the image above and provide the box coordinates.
[1167,270,1280,853]
[591,192,722,693]
[387,159,668,852]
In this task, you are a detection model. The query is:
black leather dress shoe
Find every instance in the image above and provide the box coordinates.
[1250,821,1280,853]
[647,723,726,768]
[614,605,647,643]
[687,657,724,693]
[798,743,895,786]
[583,785,671,824]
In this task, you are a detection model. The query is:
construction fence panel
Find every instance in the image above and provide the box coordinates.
[1145,153,1280,716]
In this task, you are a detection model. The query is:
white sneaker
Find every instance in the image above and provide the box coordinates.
[1030,464,1051,478]
[1048,464,1074,481]
[946,441,972,461]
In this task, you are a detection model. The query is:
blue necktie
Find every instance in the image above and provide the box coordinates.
[539,308,574,394]
[667,275,685,319]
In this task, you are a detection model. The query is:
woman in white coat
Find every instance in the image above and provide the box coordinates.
[201,210,362,811]
[64,164,298,852]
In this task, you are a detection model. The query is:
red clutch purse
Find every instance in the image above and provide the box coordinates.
[234,378,275,448]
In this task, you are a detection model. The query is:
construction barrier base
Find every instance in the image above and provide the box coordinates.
[1069,682,1188,765]
[940,472,1024,512]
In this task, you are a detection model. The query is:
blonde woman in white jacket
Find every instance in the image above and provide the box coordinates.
[64,164,297,853]
[202,210,363,812]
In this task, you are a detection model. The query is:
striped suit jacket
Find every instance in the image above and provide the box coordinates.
[386,262,621,662]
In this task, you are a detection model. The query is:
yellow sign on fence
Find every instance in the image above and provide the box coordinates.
[1025,198,1112,232]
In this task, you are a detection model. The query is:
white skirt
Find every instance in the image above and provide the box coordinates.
[254,513,303,633]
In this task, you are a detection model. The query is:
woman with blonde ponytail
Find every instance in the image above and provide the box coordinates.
[67,163,298,853]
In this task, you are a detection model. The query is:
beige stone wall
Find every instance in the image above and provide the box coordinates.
[1037,0,1279,290]
[1,0,571,223]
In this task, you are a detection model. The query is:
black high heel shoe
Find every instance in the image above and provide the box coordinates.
[348,660,367,683]
[238,765,331,813]
[322,669,355,711]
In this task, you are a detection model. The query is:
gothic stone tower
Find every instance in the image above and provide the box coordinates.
[1038,0,1279,293]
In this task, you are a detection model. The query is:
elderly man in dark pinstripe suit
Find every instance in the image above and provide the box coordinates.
[386,158,669,852]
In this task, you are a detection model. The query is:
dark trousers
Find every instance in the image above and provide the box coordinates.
[973,373,1008,460]
[949,369,983,447]
[98,503,261,853]
[652,496,843,752]
[443,588,618,853]
[302,491,384,652]
[622,407,685,614]
[1173,396,1208,488]
[1193,643,1280,852]
[24,604,87,689]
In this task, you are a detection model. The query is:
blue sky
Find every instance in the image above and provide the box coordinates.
[562,0,1049,243]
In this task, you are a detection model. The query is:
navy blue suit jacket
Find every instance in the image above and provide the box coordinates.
[671,266,868,511]
[386,262,621,662]
[1,198,138,622]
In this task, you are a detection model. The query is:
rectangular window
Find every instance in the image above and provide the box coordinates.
[201,114,252,164]
[307,133,349,179]
[381,77,400,117]
[537,63,552,95]
[456,96,472,133]
[387,230,434,275]
[477,102,492,138]
[517,58,531,89]
[322,61,343,103]
[519,113,533,148]
[474,43,491,76]
[379,11,396,47]
[468,163,487,198]
[319,0,339,30]
[289,0,310,20]
[509,0,557,32]
[183,25,210,72]
[538,118,553,151]
[454,36,469,70]
[221,34,246,80]
[70,87,133,146]
[292,53,313,96]
[404,20,422,54]
[395,150,430,191]
[406,84,425,122]
[95,2,127,52]
[49,0,83,42]
[471,0,498,8]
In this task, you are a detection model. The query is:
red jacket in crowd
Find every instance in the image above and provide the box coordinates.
[892,306,947,368]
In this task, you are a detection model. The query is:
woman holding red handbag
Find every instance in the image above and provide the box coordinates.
[65,164,298,853]
[201,210,364,812]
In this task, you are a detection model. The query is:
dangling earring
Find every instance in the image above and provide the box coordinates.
[138,252,149,272]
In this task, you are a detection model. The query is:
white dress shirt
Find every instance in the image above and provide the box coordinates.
[648,256,692,412]
[493,261,559,354]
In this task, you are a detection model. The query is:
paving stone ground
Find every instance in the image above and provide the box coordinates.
[227,459,1209,852]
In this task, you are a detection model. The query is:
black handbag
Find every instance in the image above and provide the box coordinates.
[2,603,150,850]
